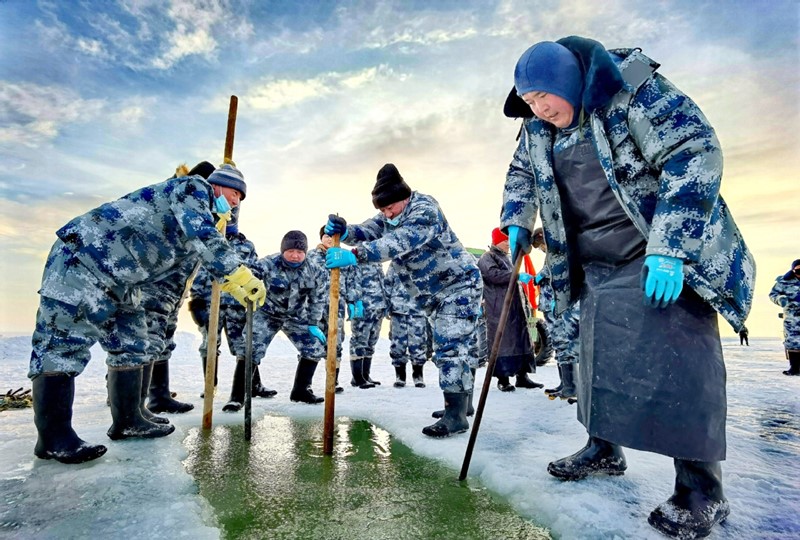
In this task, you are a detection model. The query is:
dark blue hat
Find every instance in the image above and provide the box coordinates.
[207,164,247,200]
[514,41,583,111]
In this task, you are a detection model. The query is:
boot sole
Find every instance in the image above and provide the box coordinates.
[547,465,626,481]
[422,426,469,438]
[35,445,108,464]
[647,502,730,538]
[107,424,175,440]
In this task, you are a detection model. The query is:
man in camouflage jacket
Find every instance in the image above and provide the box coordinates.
[769,258,800,375]
[344,260,388,388]
[385,262,428,388]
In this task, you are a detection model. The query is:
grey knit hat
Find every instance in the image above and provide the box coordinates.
[207,164,247,200]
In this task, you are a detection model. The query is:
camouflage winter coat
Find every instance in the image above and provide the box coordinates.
[191,231,259,307]
[256,253,327,324]
[345,191,481,315]
[501,44,755,331]
[344,261,388,318]
[385,263,416,316]
[51,175,242,302]
[769,260,800,349]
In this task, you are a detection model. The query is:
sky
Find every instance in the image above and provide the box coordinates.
[0,0,798,338]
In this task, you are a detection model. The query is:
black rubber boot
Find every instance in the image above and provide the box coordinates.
[335,368,344,394]
[545,364,564,395]
[199,351,219,398]
[250,362,277,398]
[364,356,381,385]
[394,364,407,388]
[350,357,375,389]
[147,360,194,414]
[33,373,107,464]
[515,369,544,389]
[432,369,475,418]
[549,362,577,401]
[497,375,515,392]
[783,349,800,376]
[107,367,175,440]
[290,358,324,404]
[547,436,627,480]
[139,362,169,424]
[412,364,425,388]
[422,392,469,438]
[223,359,246,412]
[648,460,730,539]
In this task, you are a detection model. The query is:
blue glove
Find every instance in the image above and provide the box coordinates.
[642,255,684,308]
[308,325,327,345]
[324,214,348,241]
[354,300,364,318]
[326,247,358,269]
[779,296,789,307]
[347,303,355,319]
[534,273,544,285]
[518,272,533,284]
[508,225,532,264]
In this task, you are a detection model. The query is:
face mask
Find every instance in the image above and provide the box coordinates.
[284,260,302,268]
[386,216,401,226]
[214,194,231,215]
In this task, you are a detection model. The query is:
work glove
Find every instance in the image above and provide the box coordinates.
[642,255,684,308]
[324,214,348,241]
[308,325,327,345]
[534,273,544,285]
[518,272,534,284]
[220,265,267,308]
[215,211,232,232]
[354,300,364,318]
[326,247,358,269]
[347,303,355,320]
[508,225,532,264]
[779,296,789,307]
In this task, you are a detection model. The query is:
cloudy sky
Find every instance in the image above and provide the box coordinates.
[0,0,797,338]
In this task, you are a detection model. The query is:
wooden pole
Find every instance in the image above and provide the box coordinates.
[244,300,254,441]
[322,233,342,455]
[459,252,524,480]
[202,95,238,430]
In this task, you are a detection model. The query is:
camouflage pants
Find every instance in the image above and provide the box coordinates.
[388,313,428,366]
[551,300,580,365]
[428,289,480,393]
[29,242,148,377]
[192,304,251,359]
[253,314,326,364]
[349,316,383,358]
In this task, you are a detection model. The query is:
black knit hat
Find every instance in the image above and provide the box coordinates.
[372,163,412,209]
[281,230,307,253]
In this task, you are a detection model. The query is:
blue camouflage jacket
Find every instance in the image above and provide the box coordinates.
[769,261,800,348]
[256,252,327,324]
[344,191,481,314]
[385,263,417,316]
[501,43,755,330]
[191,231,259,307]
[55,175,242,296]
[344,261,388,318]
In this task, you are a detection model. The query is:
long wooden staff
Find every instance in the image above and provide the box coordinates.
[202,95,238,430]
[322,233,342,455]
[459,251,523,480]
[244,299,254,440]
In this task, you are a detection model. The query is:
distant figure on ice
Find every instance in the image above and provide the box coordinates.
[306,226,347,393]
[29,162,266,464]
[324,163,483,438]
[738,325,749,346]
[478,227,542,392]
[344,259,388,388]
[251,230,329,405]
[189,206,277,412]
[385,262,428,388]
[501,37,755,538]
[769,259,800,376]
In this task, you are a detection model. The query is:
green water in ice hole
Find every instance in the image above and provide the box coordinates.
[183,416,550,540]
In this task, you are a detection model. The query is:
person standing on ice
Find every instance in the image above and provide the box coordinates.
[769,259,800,375]
[324,163,482,438]
[385,262,428,388]
[189,206,277,409]
[501,37,755,538]
[28,162,267,464]
[343,259,388,388]
[247,230,329,406]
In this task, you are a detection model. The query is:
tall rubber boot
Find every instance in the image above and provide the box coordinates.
[412,364,425,388]
[648,460,730,538]
[250,361,277,398]
[223,359,246,412]
[335,368,344,394]
[147,360,194,415]
[422,392,469,438]
[394,364,407,388]
[544,364,564,395]
[515,367,544,389]
[549,362,577,401]
[33,373,107,464]
[350,357,375,389]
[783,349,800,375]
[432,369,475,418]
[547,436,627,480]
[107,366,175,440]
[364,356,381,385]
[140,361,170,423]
[290,358,324,404]
[199,351,219,398]
[497,375,515,392]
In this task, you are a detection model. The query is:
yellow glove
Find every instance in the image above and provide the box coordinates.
[215,211,232,232]
[220,265,266,307]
